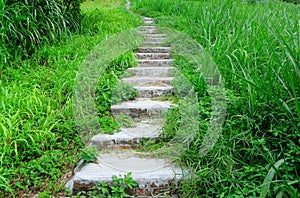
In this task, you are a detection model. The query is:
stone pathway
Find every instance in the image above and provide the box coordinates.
[67,17,187,197]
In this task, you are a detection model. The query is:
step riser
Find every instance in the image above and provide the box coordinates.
[91,140,139,150]
[143,41,168,46]
[128,68,174,77]
[138,60,173,67]
[144,37,165,42]
[121,78,173,86]
[136,53,171,59]
[111,107,168,118]
[137,88,174,98]
[72,182,179,197]
[138,47,171,53]
[145,34,167,38]
[139,30,156,34]
[140,26,156,30]
[144,21,153,25]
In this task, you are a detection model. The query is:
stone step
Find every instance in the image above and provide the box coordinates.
[144,20,154,25]
[143,41,168,46]
[138,47,171,53]
[135,86,174,98]
[142,17,154,21]
[111,98,174,118]
[128,67,174,77]
[140,26,156,30]
[121,76,173,86]
[138,59,173,67]
[144,37,165,42]
[70,151,186,196]
[140,29,157,34]
[136,53,171,60]
[91,121,162,150]
[145,33,167,38]
[139,26,156,34]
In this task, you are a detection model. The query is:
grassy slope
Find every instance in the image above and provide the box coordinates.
[131,0,299,197]
[0,0,141,196]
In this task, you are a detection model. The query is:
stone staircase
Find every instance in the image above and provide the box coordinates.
[68,17,187,197]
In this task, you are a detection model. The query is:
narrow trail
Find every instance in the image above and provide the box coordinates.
[67,17,187,197]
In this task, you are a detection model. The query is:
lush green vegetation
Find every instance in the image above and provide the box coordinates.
[1,0,299,197]
[0,0,141,196]
[131,0,299,197]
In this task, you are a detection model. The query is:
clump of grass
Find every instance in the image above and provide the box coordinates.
[132,0,299,196]
[0,0,81,67]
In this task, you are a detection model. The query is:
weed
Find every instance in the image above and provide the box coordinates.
[87,173,138,198]
[78,145,98,163]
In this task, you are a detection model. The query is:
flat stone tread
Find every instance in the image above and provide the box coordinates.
[121,76,174,86]
[73,151,185,187]
[111,98,174,110]
[140,26,156,29]
[144,37,166,41]
[145,34,167,37]
[136,52,170,56]
[127,67,174,77]
[142,17,154,21]
[136,53,171,60]
[91,122,162,142]
[143,41,166,45]
[128,66,174,71]
[138,59,174,62]
[138,47,171,53]
[138,59,174,66]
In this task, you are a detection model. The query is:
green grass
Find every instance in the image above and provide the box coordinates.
[131,0,299,197]
[1,0,299,197]
[0,0,141,196]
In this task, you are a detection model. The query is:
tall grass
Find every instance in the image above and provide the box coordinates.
[0,0,81,67]
[131,0,299,196]
[0,0,141,196]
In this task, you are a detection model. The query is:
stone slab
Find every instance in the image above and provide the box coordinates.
[138,59,173,67]
[111,98,174,118]
[143,41,168,46]
[135,86,174,98]
[91,121,162,149]
[128,66,174,77]
[138,47,171,53]
[71,151,187,196]
[121,76,174,86]
[136,53,171,60]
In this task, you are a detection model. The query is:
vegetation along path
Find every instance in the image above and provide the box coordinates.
[1,0,298,197]
[67,17,187,197]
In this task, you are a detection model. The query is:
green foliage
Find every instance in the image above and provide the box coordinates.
[112,82,139,105]
[95,52,138,133]
[89,173,138,198]
[0,0,81,66]
[78,146,98,163]
[132,0,299,197]
[0,1,141,196]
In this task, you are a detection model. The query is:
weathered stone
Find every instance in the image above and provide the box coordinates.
[138,59,173,67]
[135,86,174,98]
[136,52,171,60]
[91,122,162,150]
[138,47,171,53]
[121,76,174,86]
[111,98,174,118]
[128,66,174,76]
[70,151,187,196]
